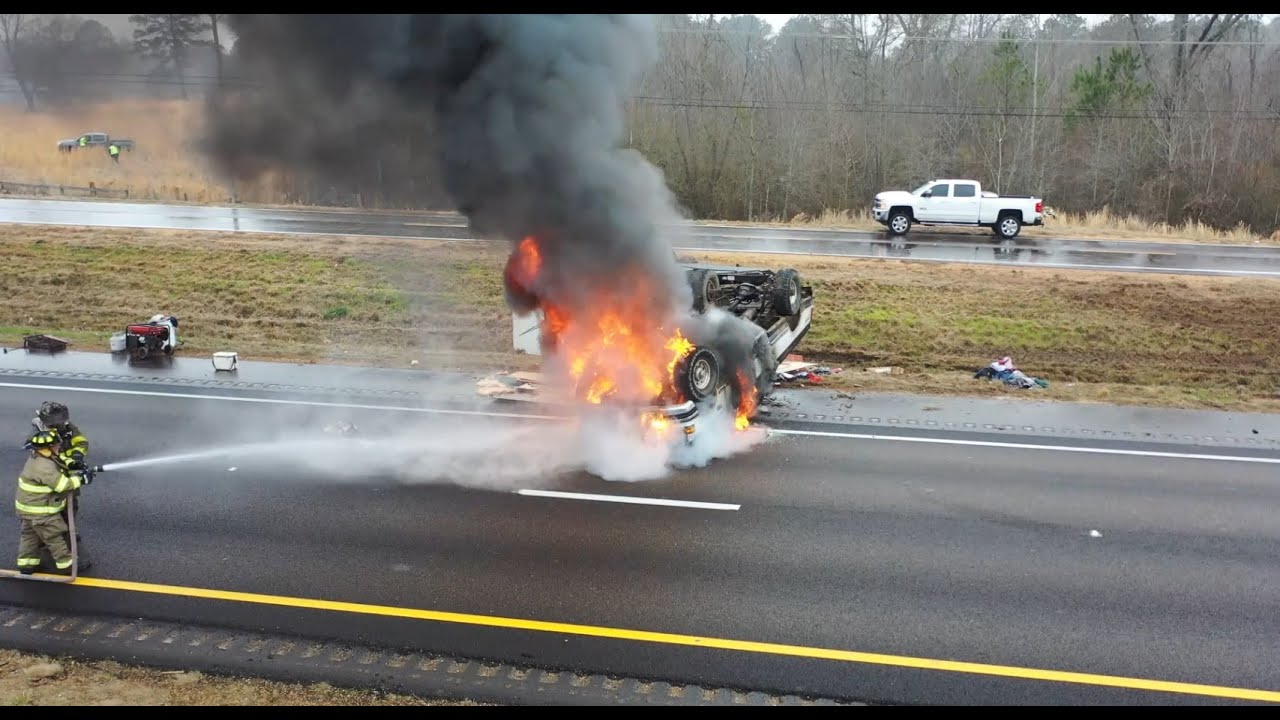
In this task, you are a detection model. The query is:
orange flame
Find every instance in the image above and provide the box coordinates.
[734,369,757,431]
[507,236,695,408]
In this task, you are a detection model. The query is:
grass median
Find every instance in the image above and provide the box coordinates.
[0,225,1276,412]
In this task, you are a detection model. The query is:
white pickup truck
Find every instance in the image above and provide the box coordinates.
[872,179,1044,239]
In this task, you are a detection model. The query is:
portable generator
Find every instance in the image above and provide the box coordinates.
[124,314,179,362]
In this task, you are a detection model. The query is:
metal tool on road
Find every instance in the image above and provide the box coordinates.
[0,465,105,584]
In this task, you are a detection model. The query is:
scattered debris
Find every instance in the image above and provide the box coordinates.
[22,334,70,353]
[864,366,903,375]
[475,371,547,402]
[974,355,1049,389]
[774,355,843,385]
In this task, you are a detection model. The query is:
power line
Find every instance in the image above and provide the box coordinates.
[631,96,1275,117]
[630,96,1280,121]
[657,26,1280,47]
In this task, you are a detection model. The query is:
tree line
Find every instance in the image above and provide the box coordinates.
[3,13,1279,234]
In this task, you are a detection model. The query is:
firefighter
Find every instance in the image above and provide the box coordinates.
[14,431,89,575]
[33,401,90,551]
[35,401,89,472]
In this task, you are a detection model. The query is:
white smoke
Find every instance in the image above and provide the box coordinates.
[101,409,772,488]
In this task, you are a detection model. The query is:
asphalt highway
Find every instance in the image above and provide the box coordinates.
[2,383,1278,705]
[3,197,1280,278]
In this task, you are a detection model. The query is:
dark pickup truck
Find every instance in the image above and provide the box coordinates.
[57,132,135,153]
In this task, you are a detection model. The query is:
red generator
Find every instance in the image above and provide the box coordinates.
[124,314,179,361]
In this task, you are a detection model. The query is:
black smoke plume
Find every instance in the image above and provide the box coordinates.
[202,14,691,316]
[203,14,770,424]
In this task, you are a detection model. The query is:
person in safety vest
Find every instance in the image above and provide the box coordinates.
[14,431,91,575]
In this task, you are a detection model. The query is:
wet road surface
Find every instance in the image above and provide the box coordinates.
[2,382,1279,706]
[1,356,1279,705]
[3,197,1279,278]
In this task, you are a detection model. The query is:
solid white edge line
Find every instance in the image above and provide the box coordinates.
[0,219,482,245]
[768,428,1280,464]
[0,381,567,421]
[516,489,740,511]
[2,381,1275,465]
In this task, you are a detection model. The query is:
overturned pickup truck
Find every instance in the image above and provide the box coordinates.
[479,254,814,444]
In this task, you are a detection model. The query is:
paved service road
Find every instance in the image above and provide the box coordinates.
[1,382,1278,705]
[3,197,1280,278]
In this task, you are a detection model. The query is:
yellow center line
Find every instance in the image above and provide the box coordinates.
[39,576,1277,703]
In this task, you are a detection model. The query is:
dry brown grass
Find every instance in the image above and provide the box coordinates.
[1,224,1276,412]
[3,99,1274,245]
[0,99,294,205]
[0,648,491,706]
[712,207,1276,246]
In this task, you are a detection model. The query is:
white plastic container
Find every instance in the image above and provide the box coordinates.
[109,332,126,353]
[212,351,239,372]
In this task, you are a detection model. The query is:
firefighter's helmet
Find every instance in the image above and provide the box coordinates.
[38,401,70,427]
[26,430,60,451]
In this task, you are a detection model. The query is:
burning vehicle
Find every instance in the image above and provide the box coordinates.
[201,15,807,451]
[483,236,814,446]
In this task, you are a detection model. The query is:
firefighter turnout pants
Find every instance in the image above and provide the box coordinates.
[17,514,73,571]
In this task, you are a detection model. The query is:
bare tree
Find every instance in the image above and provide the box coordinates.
[0,14,38,110]
[129,13,212,99]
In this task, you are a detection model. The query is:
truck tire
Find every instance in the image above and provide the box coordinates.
[887,209,911,236]
[771,268,802,317]
[675,347,720,402]
[996,213,1022,239]
[688,268,720,313]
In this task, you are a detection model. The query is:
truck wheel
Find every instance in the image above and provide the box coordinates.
[676,347,720,402]
[688,268,720,313]
[771,268,802,317]
[887,210,911,236]
[997,213,1022,239]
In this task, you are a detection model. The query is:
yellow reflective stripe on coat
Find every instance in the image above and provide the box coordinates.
[15,500,64,514]
[52,472,81,494]
[18,478,52,494]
